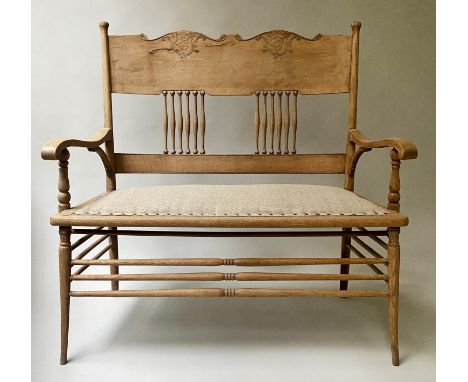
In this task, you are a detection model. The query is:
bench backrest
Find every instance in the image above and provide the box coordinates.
[99,21,361,177]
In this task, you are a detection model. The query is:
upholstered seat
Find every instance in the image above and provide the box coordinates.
[73,184,388,216]
[52,184,408,227]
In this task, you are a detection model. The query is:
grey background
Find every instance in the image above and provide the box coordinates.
[32,0,435,381]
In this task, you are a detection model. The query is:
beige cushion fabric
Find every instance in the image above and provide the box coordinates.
[72,184,389,217]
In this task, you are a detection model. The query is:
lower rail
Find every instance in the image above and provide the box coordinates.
[70,272,387,281]
[70,257,388,267]
[70,288,389,298]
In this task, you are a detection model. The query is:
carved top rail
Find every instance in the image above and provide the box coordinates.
[108,30,352,95]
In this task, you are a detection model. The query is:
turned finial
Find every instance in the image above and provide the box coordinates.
[351,21,361,31]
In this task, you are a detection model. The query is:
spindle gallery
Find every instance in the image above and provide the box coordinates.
[41,21,418,366]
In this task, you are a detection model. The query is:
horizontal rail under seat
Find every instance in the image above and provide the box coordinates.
[70,289,388,298]
[70,229,389,237]
[67,227,390,299]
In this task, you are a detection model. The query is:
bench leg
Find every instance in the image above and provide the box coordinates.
[59,226,71,365]
[339,228,352,290]
[108,227,119,291]
[388,228,400,366]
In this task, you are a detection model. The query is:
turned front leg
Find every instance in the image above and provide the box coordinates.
[59,226,71,364]
[388,228,400,366]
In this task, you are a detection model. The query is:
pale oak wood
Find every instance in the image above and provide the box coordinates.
[184,91,191,154]
[254,92,260,154]
[70,257,388,267]
[261,91,268,154]
[200,91,206,154]
[70,272,387,281]
[108,32,351,95]
[347,244,387,278]
[69,228,389,238]
[269,91,275,154]
[113,153,346,174]
[291,91,298,154]
[343,22,361,191]
[99,21,117,191]
[57,150,70,213]
[73,235,109,260]
[357,228,389,250]
[349,130,418,160]
[72,243,112,276]
[388,228,400,366]
[58,227,71,365]
[284,91,290,154]
[276,91,283,154]
[70,227,104,250]
[192,91,199,153]
[339,228,352,291]
[41,21,418,366]
[177,91,183,154]
[51,212,408,228]
[41,129,112,161]
[70,289,388,298]
[162,91,168,153]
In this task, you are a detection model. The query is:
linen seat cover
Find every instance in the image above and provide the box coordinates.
[71,184,390,217]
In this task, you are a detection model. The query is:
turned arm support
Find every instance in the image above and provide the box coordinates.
[347,130,418,212]
[41,128,114,212]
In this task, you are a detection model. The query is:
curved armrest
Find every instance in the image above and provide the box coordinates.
[41,128,112,160]
[349,130,418,160]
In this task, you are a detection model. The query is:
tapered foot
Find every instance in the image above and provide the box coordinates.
[392,346,400,366]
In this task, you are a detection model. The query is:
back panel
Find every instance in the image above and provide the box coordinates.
[108,31,352,95]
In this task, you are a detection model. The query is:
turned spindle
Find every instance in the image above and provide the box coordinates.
[262,91,268,154]
[276,91,283,154]
[291,91,298,154]
[185,91,191,154]
[170,91,176,154]
[177,91,183,154]
[269,91,275,154]
[284,91,290,154]
[193,91,198,154]
[58,149,71,213]
[387,149,401,211]
[200,91,206,154]
[254,92,260,154]
[162,91,168,154]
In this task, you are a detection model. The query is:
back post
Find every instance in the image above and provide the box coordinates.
[344,21,361,191]
[99,21,119,290]
[340,21,361,290]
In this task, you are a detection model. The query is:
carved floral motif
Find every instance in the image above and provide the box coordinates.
[142,30,322,61]
[143,31,227,61]
[254,30,322,58]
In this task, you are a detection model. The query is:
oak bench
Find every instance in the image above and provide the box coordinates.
[41,21,418,365]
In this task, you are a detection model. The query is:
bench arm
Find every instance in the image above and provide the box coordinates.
[348,129,418,160]
[41,128,114,212]
[347,130,418,212]
[41,128,112,160]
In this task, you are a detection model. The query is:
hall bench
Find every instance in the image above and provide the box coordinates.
[41,21,418,366]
